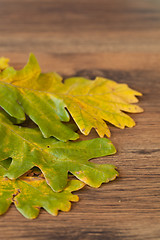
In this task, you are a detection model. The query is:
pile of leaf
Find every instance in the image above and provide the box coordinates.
[0,54,143,219]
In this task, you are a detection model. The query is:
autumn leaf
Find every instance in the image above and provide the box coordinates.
[0,57,9,71]
[0,164,84,219]
[0,54,78,141]
[0,54,143,140]
[0,111,118,192]
[59,76,143,137]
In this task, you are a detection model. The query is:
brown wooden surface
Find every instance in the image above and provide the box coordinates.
[0,0,160,239]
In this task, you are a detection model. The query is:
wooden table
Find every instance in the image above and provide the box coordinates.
[0,0,160,239]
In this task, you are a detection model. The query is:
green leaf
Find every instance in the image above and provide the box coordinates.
[0,112,118,192]
[0,165,84,219]
[0,54,143,140]
[0,54,78,141]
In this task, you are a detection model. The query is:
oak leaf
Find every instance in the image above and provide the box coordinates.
[0,112,118,192]
[0,54,78,141]
[0,164,84,219]
[0,57,9,71]
[0,54,143,140]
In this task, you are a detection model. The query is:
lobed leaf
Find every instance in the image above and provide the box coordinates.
[0,54,78,141]
[0,165,84,219]
[0,112,118,192]
[60,76,143,137]
[0,57,9,71]
[0,54,143,140]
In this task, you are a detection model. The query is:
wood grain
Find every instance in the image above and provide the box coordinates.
[0,0,160,239]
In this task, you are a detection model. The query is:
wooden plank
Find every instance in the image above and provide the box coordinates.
[0,0,160,239]
[0,0,160,54]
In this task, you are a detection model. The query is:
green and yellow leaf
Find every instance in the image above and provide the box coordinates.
[0,112,118,192]
[0,54,143,140]
[0,54,78,141]
[0,165,84,219]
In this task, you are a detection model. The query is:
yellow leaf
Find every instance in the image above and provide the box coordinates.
[0,57,9,71]
[58,76,143,137]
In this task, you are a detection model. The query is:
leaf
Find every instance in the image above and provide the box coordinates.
[0,111,118,192]
[0,57,9,71]
[0,164,84,219]
[0,54,78,141]
[0,54,143,140]
[58,76,143,137]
